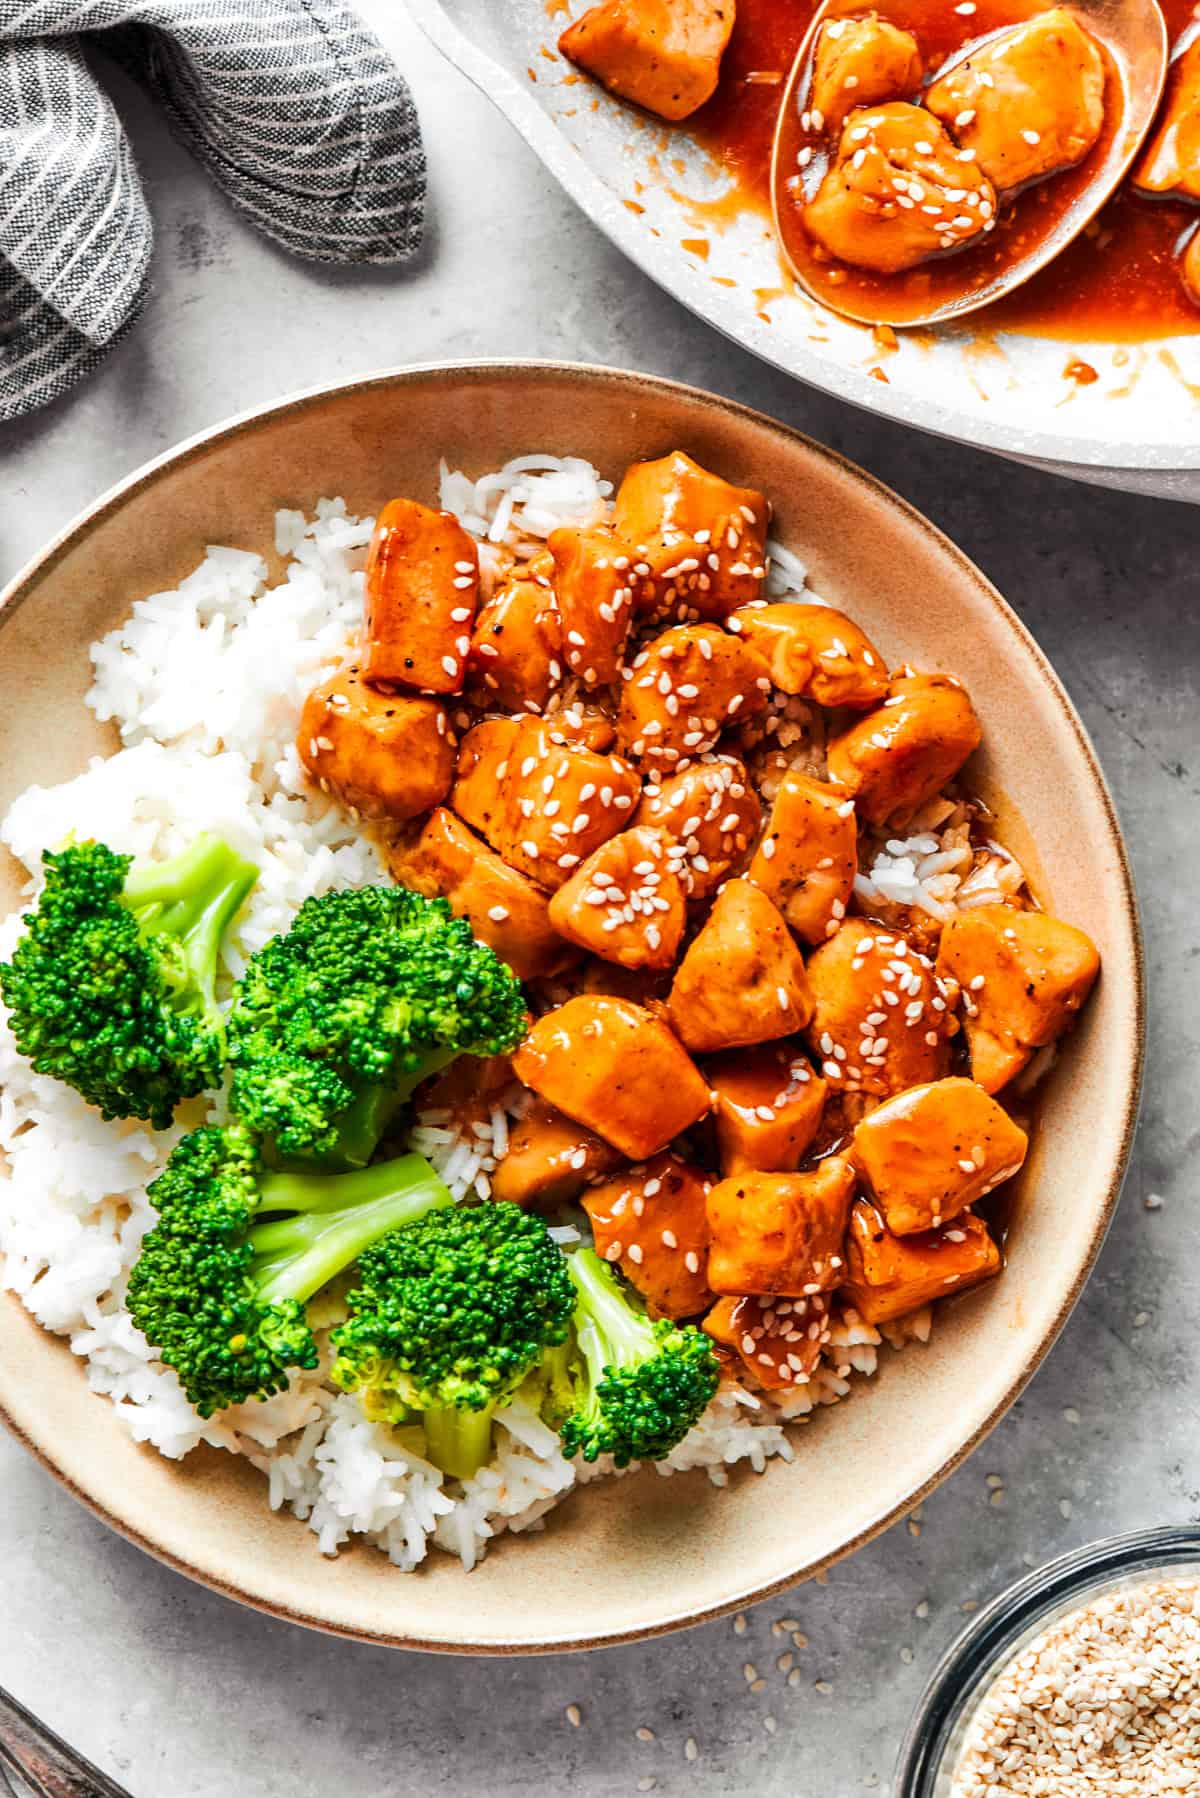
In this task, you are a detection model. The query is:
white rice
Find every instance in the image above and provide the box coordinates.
[0,456,914,1572]
[855,799,1029,924]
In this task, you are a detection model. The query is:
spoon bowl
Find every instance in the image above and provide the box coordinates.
[770,0,1168,327]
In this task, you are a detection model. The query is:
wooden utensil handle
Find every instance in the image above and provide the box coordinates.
[0,1689,132,1798]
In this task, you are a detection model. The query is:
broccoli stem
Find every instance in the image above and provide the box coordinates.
[250,1154,454,1306]
[568,1248,655,1381]
[422,1401,498,1481]
[122,834,258,1018]
[321,1045,460,1170]
[267,1045,462,1173]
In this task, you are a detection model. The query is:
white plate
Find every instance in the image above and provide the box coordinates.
[406,0,1200,501]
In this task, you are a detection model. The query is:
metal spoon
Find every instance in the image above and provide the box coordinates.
[769,0,1168,327]
[0,1688,132,1798]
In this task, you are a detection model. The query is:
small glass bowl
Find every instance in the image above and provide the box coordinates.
[893,1524,1200,1797]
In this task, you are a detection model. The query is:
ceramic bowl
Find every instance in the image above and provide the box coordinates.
[0,361,1142,1652]
[407,0,1200,503]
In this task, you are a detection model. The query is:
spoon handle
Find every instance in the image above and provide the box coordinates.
[0,1689,132,1798]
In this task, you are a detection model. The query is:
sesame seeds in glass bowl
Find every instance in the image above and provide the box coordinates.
[894,1526,1200,1797]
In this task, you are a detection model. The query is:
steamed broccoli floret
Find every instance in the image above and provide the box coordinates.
[558,1249,719,1469]
[0,835,257,1128]
[227,885,526,1170]
[330,1202,575,1480]
[126,1122,453,1416]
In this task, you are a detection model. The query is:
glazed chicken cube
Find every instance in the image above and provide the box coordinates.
[852,1076,1028,1235]
[548,524,635,686]
[389,807,573,983]
[617,624,772,768]
[491,1097,621,1209]
[612,451,769,620]
[926,9,1106,194]
[803,103,997,275]
[451,715,520,845]
[363,497,479,695]
[1132,35,1200,200]
[544,701,618,753]
[706,1157,857,1296]
[936,904,1101,1092]
[810,12,924,135]
[633,753,762,898]
[826,672,982,829]
[297,664,455,822]
[703,1291,831,1391]
[547,826,687,970]
[729,602,887,709]
[804,917,958,1097]
[512,995,711,1159]
[841,1199,1000,1324]
[669,878,814,1054]
[502,720,643,888]
[452,716,641,891]
[708,1043,828,1175]
[558,0,735,124]
[466,567,562,714]
[583,1152,713,1318]
[749,768,858,946]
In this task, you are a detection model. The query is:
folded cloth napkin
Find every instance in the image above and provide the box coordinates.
[0,0,425,423]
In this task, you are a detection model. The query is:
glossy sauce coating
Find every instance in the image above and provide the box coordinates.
[689,0,1200,338]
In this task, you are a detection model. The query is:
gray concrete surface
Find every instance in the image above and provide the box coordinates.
[1,7,1197,1795]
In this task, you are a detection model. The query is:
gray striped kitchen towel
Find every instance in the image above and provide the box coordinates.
[0,0,425,423]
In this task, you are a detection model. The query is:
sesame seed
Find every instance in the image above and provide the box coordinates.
[685,1250,700,1273]
[565,1704,582,1727]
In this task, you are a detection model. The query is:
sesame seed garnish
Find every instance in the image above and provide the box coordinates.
[565,1704,582,1727]
[487,905,509,922]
